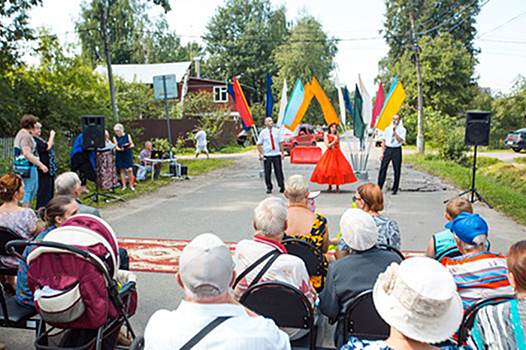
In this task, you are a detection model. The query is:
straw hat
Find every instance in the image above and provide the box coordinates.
[373,257,463,343]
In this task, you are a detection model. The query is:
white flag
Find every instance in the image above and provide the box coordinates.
[277,79,288,127]
[358,74,372,127]
[335,75,346,126]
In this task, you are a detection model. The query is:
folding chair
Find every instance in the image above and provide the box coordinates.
[343,290,389,346]
[0,226,24,276]
[457,294,515,346]
[283,238,326,291]
[240,281,317,350]
[377,244,405,261]
[436,246,462,262]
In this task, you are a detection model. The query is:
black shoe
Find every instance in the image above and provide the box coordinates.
[279,188,285,193]
[392,190,398,195]
[266,189,272,194]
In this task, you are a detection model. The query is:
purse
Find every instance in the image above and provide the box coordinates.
[13,148,33,178]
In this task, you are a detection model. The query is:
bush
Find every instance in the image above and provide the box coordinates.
[438,127,469,165]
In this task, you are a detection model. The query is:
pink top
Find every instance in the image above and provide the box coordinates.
[0,208,38,267]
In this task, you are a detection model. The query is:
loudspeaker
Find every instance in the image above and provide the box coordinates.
[82,115,105,149]
[465,111,491,146]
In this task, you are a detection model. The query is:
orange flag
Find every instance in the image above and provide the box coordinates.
[310,77,340,126]
[287,82,314,131]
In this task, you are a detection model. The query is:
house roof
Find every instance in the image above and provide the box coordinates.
[94,62,192,84]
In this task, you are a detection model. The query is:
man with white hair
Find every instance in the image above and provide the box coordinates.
[137,141,161,181]
[55,172,100,217]
[144,233,289,350]
[442,212,512,310]
[318,208,402,348]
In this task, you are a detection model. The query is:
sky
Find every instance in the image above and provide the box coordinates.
[27,0,526,95]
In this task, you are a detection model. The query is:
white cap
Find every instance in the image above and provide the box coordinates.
[340,208,378,251]
[179,233,234,295]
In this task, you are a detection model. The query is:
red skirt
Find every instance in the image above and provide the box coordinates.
[310,147,357,185]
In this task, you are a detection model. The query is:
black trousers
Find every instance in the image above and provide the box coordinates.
[378,146,402,192]
[36,171,54,209]
[264,155,284,191]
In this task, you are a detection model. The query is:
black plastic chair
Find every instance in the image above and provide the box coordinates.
[343,290,389,344]
[435,246,462,261]
[0,226,25,276]
[457,294,515,345]
[240,281,317,350]
[282,238,326,291]
[0,280,41,333]
[377,244,405,261]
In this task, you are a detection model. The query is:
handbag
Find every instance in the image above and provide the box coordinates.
[13,148,33,178]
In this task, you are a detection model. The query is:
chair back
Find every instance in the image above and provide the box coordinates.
[282,238,325,288]
[436,246,462,262]
[0,226,22,256]
[377,244,405,260]
[344,290,389,343]
[457,294,515,345]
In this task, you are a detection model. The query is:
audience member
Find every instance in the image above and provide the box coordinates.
[16,196,78,307]
[144,233,290,350]
[14,114,48,207]
[469,240,526,349]
[342,257,469,350]
[337,183,401,259]
[70,133,96,192]
[137,141,161,181]
[55,172,101,217]
[442,212,512,310]
[426,198,473,260]
[319,208,403,348]
[32,122,57,209]
[113,123,135,191]
[283,175,329,289]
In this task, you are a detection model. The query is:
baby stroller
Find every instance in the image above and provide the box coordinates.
[7,214,137,350]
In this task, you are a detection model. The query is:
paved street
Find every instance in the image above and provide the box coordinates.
[4,139,526,349]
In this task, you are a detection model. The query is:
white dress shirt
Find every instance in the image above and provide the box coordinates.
[257,127,283,157]
[144,300,290,350]
[381,121,406,148]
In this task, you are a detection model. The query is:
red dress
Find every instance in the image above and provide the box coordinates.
[310,134,357,185]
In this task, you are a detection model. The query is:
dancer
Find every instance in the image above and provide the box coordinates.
[310,122,356,192]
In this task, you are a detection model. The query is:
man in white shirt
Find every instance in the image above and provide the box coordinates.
[377,114,406,195]
[144,233,290,350]
[257,117,285,194]
[195,127,209,159]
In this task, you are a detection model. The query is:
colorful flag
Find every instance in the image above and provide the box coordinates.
[358,75,372,128]
[310,77,339,126]
[277,79,288,127]
[233,77,254,128]
[227,83,236,102]
[353,84,365,139]
[376,76,406,131]
[283,79,305,129]
[336,76,346,126]
[371,81,385,128]
[343,86,353,122]
[288,82,314,131]
[266,73,274,118]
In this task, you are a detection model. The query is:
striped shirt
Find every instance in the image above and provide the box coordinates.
[443,252,513,310]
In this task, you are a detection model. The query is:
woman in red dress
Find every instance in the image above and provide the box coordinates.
[310,122,357,192]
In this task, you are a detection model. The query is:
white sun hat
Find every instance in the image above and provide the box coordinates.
[373,257,463,343]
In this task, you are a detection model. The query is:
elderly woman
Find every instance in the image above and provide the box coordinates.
[284,174,329,289]
[469,240,526,349]
[113,123,135,191]
[32,122,57,208]
[337,183,401,259]
[342,257,469,350]
[319,209,402,348]
[14,114,49,207]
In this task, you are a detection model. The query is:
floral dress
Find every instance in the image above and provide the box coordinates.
[342,337,472,350]
[284,213,329,290]
[0,209,38,268]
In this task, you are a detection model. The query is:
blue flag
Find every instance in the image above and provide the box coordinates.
[343,86,354,121]
[227,83,236,102]
[266,73,274,118]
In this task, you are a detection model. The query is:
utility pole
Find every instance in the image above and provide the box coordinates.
[99,0,119,121]
[410,12,424,153]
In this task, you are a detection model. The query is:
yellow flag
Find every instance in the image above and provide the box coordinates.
[376,79,406,131]
[311,77,340,126]
[287,82,314,131]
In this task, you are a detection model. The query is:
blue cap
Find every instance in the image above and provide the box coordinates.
[445,212,488,245]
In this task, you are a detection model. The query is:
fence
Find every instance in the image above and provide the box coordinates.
[0,138,14,174]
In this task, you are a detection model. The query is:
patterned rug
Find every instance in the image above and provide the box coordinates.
[118,237,425,274]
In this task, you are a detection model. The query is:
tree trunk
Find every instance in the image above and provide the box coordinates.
[410,13,425,153]
[100,6,118,121]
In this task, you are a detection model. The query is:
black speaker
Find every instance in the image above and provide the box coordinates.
[465,111,491,146]
[82,115,105,149]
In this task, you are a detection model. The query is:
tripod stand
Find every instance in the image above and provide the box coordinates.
[85,148,124,205]
[447,145,492,208]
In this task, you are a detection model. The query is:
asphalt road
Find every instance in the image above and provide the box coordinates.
[4,138,526,349]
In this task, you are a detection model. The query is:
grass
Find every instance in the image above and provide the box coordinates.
[217,144,256,154]
[84,158,234,208]
[405,153,526,226]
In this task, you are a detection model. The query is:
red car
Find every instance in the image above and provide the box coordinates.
[314,127,325,141]
[282,124,318,155]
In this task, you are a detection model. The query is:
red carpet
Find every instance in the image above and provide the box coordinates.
[118,237,424,274]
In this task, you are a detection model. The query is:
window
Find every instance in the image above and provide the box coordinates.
[213,86,228,103]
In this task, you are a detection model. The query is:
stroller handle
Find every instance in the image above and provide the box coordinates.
[7,239,92,259]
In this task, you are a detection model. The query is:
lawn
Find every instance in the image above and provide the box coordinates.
[405,154,526,226]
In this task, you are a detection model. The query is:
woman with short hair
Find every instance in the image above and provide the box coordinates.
[113,123,135,191]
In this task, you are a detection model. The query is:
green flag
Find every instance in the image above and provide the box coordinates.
[353,84,365,139]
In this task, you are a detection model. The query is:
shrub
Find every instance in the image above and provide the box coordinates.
[438,127,469,165]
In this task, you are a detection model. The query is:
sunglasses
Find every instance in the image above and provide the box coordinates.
[352,192,370,207]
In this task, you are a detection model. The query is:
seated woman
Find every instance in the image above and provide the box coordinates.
[342,257,469,350]
[283,174,329,289]
[337,183,401,259]
[319,209,402,348]
[16,196,79,307]
[469,240,526,349]
[0,173,43,293]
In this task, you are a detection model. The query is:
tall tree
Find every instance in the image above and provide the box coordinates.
[203,0,288,102]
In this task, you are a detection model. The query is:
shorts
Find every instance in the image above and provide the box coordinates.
[21,166,38,205]
[196,145,208,153]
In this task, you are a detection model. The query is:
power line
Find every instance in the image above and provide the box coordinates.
[477,10,526,39]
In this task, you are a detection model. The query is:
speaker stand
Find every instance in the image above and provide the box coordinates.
[84,148,124,206]
[445,145,492,208]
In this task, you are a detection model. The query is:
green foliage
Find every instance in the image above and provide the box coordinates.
[203,0,288,102]
[438,127,468,165]
[492,76,526,133]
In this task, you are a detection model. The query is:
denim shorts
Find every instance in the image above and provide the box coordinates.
[21,166,38,205]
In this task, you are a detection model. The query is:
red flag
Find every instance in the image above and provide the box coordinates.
[233,77,254,128]
[371,81,385,128]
